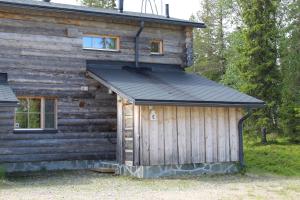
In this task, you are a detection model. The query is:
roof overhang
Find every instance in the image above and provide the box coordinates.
[0,0,206,28]
[0,102,18,107]
[0,73,18,107]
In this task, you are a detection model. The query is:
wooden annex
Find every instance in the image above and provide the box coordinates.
[0,0,263,178]
[118,102,243,166]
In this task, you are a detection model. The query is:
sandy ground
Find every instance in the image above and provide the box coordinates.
[0,170,299,200]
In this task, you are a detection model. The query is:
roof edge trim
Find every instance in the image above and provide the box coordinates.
[134,100,265,108]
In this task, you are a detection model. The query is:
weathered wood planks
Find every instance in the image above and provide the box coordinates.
[0,3,192,166]
[135,106,243,166]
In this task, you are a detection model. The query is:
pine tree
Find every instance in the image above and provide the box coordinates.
[279,0,300,139]
[190,0,225,81]
[80,0,116,9]
[190,0,236,81]
[238,0,281,132]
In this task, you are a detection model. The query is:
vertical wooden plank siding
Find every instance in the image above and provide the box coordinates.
[211,107,218,162]
[157,106,165,164]
[135,106,242,166]
[217,107,225,162]
[141,106,150,165]
[204,107,213,163]
[171,107,178,164]
[163,106,173,165]
[133,105,140,165]
[229,108,239,161]
[198,107,206,163]
[191,107,200,163]
[185,107,192,163]
[164,106,178,165]
[116,96,123,164]
[177,107,187,164]
[224,108,231,162]
[149,106,160,165]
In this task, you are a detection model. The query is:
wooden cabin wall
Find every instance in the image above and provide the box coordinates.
[0,107,15,134]
[135,106,243,166]
[0,7,188,66]
[117,97,134,165]
[0,6,189,164]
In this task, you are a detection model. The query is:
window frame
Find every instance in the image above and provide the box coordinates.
[82,34,120,52]
[150,40,164,55]
[14,97,58,131]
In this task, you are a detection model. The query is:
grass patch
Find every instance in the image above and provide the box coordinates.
[244,136,300,176]
[0,165,5,183]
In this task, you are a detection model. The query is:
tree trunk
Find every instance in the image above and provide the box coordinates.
[261,127,267,144]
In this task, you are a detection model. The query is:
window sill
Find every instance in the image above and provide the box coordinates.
[83,48,121,53]
[13,129,58,134]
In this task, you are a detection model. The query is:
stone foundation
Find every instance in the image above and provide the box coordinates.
[119,162,240,178]
[1,160,118,173]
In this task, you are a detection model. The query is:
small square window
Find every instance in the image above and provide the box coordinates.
[150,40,163,55]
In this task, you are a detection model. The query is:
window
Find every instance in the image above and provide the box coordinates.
[15,97,57,130]
[150,40,163,55]
[83,35,120,51]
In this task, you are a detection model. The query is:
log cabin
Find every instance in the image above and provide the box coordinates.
[0,0,264,178]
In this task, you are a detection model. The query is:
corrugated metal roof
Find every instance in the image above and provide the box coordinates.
[0,0,205,28]
[87,62,264,107]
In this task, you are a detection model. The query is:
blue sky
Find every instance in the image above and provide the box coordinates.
[51,0,201,20]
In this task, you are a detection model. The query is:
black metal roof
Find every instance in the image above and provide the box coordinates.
[0,73,18,106]
[0,0,205,28]
[87,61,264,107]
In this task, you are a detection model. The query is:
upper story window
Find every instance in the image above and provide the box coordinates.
[15,97,57,130]
[83,35,120,51]
[150,40,163,55]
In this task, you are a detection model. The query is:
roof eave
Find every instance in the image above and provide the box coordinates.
[0,1,206,28]
[134,100,265,108]
[0,101,18,107]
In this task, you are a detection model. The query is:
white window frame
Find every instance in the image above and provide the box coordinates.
[14,97,58,130]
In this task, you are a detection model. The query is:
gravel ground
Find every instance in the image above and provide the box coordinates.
[0,170,299,200]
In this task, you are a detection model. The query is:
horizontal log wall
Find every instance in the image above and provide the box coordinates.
[0,8,136,163]
[0,7,187,66]
[0,107,15,134]
[0,132,116,163]
[137,106,243,166]
[0,5,189,164]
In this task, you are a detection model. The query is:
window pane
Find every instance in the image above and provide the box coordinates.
[151,42,160,53]
[45,99,55,129]
[29,113,41,128]
[45,99,55,113]
[93,37,105,49]
[45,113,55,129]
[17,99,28,112]
[83,37,93,48]
[105,38,116,49]
[15,113,28,128]
[29,99,41,113]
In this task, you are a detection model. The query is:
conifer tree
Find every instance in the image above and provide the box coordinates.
[238,0,281,132]
[279,0,300,138]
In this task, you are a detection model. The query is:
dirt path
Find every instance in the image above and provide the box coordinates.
[0,170,299,200]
